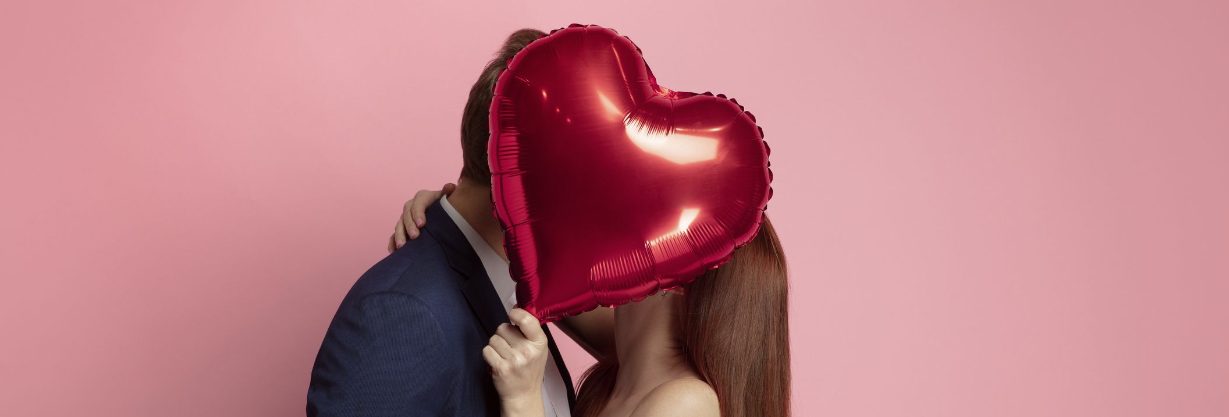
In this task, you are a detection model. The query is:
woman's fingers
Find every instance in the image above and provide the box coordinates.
[407,191,432,229]
[394,221,408,248]
[481,345,504,370]
[393,183,456,250]
[495,323,526,346]
[409,182,455,228]
[405,193,426,229]
[507,308,547,343]
[484,308,549,402]
[488,334,516,360]
[399,200,419,241]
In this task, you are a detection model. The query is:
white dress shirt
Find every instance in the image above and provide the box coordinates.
[441,195,571,417]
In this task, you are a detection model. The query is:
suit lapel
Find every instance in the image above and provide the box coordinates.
[543,325,577,407]
[424,201,508,335]
[424,201,577,405]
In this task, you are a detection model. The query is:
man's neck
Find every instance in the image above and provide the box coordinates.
[447,181,507,260]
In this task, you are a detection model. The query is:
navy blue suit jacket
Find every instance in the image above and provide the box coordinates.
[307,201,575,416]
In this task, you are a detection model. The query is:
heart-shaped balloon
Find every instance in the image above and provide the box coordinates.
[489,24,773,322]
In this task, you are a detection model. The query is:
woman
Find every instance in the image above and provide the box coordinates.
[391,184,790,417]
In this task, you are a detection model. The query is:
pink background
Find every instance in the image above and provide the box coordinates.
[2,1,1227,416]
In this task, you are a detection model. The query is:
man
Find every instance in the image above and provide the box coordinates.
[306,29,575,417]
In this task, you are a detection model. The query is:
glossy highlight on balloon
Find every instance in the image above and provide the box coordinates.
[489,24,773,322]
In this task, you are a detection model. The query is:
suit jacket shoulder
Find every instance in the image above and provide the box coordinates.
[307,206,504,417]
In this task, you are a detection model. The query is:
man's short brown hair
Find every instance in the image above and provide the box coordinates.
[459,29,545,185]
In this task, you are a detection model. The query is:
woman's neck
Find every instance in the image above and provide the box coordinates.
[609,293,695,400]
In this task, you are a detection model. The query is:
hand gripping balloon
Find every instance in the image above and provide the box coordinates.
[489,24,773,322]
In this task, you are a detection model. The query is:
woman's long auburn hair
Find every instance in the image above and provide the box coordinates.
[573,216,791,417]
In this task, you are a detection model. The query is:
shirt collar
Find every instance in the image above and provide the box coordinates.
[439,195,517,311]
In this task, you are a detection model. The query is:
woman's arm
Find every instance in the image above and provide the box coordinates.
[391,184,616,360]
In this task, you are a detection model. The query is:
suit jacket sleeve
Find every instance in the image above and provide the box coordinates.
[307,291,456,417]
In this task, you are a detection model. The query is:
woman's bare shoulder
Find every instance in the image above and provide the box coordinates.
[630,377,719,417]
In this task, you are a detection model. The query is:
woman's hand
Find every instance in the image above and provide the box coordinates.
[387,182,456,252]
[483,308,550,417]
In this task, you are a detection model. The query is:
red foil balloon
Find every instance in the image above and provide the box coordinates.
[489,24,772,322]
